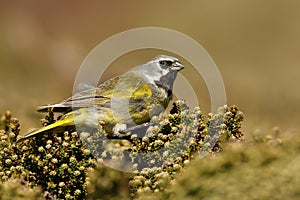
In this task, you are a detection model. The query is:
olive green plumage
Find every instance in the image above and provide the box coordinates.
[18,55,185,142]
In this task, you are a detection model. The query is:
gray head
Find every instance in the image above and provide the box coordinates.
[131,55,185,97]
[149,55,185,72]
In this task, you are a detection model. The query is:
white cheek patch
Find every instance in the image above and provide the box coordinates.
[137,67,166,83]
[160,68,169,76]
[128,61,171,87]
[145,68,169,86]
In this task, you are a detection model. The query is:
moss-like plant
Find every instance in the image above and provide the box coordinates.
[162,128,300,200]
[0,101,245,199]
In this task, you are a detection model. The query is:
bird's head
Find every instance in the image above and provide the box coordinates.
[150,55,185,72]
[126,55,185,100]
[133,55,185,87]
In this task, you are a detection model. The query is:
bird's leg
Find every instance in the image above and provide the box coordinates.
[112,124,128,136]
[107,122,154,141]
[119,122,154,136]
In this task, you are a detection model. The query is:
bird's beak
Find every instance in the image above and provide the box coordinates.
[172,61,185,71]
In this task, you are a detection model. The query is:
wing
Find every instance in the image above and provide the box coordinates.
[37,76,121,112]
[37,73,154,115]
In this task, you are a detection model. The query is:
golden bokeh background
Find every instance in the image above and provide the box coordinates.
[0,0,299,135]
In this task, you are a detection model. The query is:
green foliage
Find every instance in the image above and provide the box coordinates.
[167,129,300,200]
[87,163,131,200]
[0,110,96,199]
[0,179,43,200]
[128,101,244,199]
[0,101,245,199]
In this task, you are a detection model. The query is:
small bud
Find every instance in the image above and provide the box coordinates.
[8,132,15,138]
[5,159,12,165]
[38,146,45,152]
[74,189,81,196]
[4,110,11,119]
[51,158,58,164]
[83,149,91,156]
[61,163,68,169]
[71,132,78,138]
[74,170,81,176]
[46,154,52,159]
[46,140,52,145]
[59,182,65,187]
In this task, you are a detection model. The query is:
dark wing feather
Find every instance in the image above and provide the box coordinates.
[38,76,121,112]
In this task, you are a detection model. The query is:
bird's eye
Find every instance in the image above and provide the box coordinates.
[159,60,173,67]
[159,60,166,66]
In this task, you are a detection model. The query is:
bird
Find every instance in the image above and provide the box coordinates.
[17,55,185,142]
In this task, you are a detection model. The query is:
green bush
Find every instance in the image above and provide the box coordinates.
[168,129,300,200]
[0,101,245,199]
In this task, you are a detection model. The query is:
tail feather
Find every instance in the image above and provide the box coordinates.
[17,116,74,143]
[37,104,72,113]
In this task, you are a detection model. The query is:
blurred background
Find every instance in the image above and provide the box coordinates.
[0,0,299,135]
